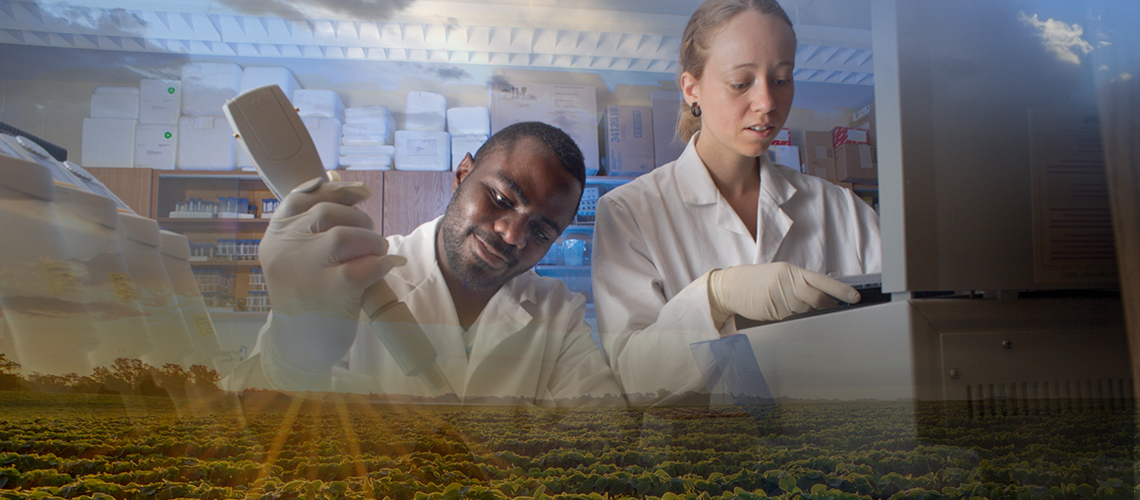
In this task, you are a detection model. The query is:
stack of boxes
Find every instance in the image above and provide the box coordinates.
[177,62,241,170]
[448,107,490,169]
[81,86,139,167]
[340,105,395,170]
[394,91,450,171]
[291,89,344,171]
[134,79,181,169]
[767,128,801,169]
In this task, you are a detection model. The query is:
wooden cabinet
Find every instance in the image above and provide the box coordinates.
[378,171,454,237]
[87,167,157,217]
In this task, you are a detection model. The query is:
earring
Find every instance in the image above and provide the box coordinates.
[690,101,702,117]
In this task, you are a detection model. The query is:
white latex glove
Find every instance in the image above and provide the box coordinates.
[708,262,861,326]
[260,178,406,374]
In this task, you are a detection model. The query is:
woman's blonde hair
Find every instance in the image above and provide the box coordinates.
[675,0,796,143]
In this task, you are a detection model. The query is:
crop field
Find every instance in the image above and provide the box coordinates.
[0,392,1135,500]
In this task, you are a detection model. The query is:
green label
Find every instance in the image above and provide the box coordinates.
[167,87,176,94]
[164,132,172,139]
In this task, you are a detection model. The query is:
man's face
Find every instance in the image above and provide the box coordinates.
[439,137,582,292]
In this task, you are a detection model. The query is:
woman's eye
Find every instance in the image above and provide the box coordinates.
[730,82,750,90]
[773,78,792,88]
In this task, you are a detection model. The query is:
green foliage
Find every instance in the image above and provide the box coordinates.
[0,394,1134,499]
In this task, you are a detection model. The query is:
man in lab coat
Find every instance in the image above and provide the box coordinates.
[224,122,624,406]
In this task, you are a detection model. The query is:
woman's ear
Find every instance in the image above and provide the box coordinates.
[680,71,699,106]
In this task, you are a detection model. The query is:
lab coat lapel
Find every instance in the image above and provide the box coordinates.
[757,156,795,264]
[674,137,751,237]
[463,275,542,400]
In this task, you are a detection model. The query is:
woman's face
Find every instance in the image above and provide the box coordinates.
[683,10,797,165]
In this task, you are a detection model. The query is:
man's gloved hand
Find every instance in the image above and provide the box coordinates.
[260,178,406,374]
[708,262,861,326]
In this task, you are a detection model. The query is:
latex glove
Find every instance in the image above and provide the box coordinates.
[260,178,406,374]
[708,262,861,326]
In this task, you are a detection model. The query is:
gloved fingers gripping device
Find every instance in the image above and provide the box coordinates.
[224,84,455,397]
[708,262,862,325]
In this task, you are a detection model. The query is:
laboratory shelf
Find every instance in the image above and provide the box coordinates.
[158,217,270,231]
[534,265,591,272]
[188,260,262,268]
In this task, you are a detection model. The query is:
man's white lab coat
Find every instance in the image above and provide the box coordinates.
[226,217,624,406]
[591,138,881,399]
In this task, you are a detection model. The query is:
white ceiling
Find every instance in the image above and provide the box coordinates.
[0,0,873,86]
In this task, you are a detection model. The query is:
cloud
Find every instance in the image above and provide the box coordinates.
[35,3,148,35]
[214,0,416,22]
[1018,11,1094,65]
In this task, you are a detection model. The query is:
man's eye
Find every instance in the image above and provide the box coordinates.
[492,191,511,208]
[532,228,552,244]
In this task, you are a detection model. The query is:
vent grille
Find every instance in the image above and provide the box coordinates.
[965,379,1134,419]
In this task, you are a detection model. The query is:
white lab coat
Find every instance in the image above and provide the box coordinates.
[226,217,625,406]
[591,137,881,399]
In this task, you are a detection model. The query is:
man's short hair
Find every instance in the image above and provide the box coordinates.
[472,122,586,187]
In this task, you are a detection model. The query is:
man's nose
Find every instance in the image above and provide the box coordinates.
[494,214,527,249]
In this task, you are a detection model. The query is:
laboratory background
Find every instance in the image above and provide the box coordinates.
[1,0,1139,498]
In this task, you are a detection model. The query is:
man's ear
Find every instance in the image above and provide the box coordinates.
[453,153,475,192]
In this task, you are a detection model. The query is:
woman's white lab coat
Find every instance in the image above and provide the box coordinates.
[228,218,625,406]
[591,137,881,399]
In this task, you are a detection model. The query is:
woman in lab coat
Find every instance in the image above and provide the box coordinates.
[592,0,881,402]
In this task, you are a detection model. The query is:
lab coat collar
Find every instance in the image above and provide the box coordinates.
[675,135,720,206]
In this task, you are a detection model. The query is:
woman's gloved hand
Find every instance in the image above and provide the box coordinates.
[259,178,406,374]
[707,262,861,326]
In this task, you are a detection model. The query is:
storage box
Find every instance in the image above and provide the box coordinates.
[394,130,450,171]
[852,102,876,146]
[134,123,178,170]
[806,158,837,182]
[90,86,140,119]
[81,118,136,168]
[301,117,342,171]
[342,157,393,170]
[492,83,599,175]
[771,128,791,146]
[832,126,870,149]
[805,131,834,160]
[241,66,301,99]
[340,145,396,157]
[293,89,345,121]
[768,145,801,169]
[835,143,877,184]
[177,116,236,170]
[446,107,490,136]
[139,79,181,124]
[651,90,685,168]
[181,62,242,116]
[404,91,447,132]
[605,105,655,176]
[451,133,488,170]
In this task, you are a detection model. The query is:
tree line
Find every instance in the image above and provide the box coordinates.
[0,354,220,398]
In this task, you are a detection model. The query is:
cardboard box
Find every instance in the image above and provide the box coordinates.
[835,143,877,184]
[134,123,178,170]
[768,145,801,169]
[492,83,599,175]
[651,90,685,168]
[81,118,136,168]
[853,102,876,146]
[605,105,655,176]
[804,131,834,161]
[771,128,791,146]
[139,79,181,124]
[394,130,450,171]
[807,158,837,182]
[833,126,870,149]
